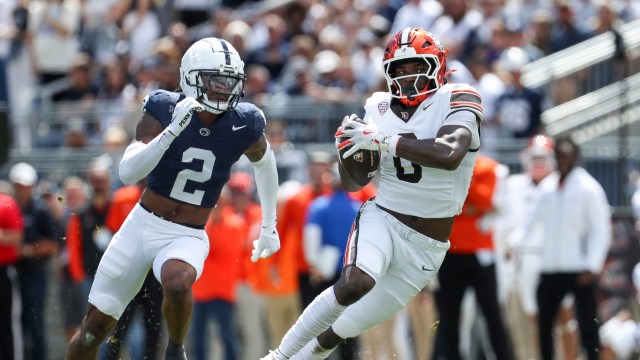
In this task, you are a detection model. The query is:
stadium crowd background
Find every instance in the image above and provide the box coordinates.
[1,0,640,359]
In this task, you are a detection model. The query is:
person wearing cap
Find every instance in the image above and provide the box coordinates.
[10,162,62,360]
[0,190,24,360]
[494,47,546,139]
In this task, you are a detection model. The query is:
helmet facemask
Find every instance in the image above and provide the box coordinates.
[184,69,245,114]
[383,55,441,107]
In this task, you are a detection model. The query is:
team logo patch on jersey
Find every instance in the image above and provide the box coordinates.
[401,112,409,120]
[168,105,175,113]
[378,102,389,115]
[199,128,210,136]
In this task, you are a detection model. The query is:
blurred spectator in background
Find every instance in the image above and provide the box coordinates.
[243,64,272,106]
[222,19,253,60]
[248,14,290,81]
[524,136,611,360]
[56,176,88,343]
[261,179,303,351]
[78,0,120,64]
[10,162,61,360]
[495,47,546,139]
[0,190,24,360]
[65,157,112,302]
[350,29,385,94]
[94,58,134,142]
[264,120,307,184]
[465,48,505,158]
[52,53,98,103]
[277,151,332,309]
[302,163,361,360]
[433,155,514,360]
[305,49,359,102]
[389,0,441,35]
[549,2,592,54]
[528,9,554,55]
[172,0,212,29]
[120,0,161,63]
[227,172,269,360]
[29,0,81,84]
[430,0,482,59]
[191,188,244,360]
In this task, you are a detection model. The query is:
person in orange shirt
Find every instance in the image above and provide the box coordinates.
[277,151,333,308]
[226,171,269,359]
[432,155,514,360]
[190,188,245,360]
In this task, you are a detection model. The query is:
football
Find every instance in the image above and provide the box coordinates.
[338,146,380,186]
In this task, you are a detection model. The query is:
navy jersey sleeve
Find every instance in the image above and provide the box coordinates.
[235,102,266,146]
[142,90,183,127]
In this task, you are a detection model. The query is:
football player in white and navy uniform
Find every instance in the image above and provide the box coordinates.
[262,27,483,360]
[66,38,281,360]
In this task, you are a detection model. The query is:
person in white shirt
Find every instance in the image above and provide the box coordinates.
[524,136,611,360]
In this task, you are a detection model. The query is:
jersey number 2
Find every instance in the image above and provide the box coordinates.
[170,148,216,205]
[393,133,422,183]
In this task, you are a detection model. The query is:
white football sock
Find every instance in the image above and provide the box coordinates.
[290,338,335,360]
[278,287,346,357]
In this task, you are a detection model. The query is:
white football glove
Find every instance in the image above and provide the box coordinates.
[251,225,281,262]
[337,114,399,158]
[168,97,204,137]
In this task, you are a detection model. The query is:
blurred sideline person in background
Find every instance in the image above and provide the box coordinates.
[227,171,270,359]
[190,187,245,360]
[262,27,483,360]
[503,135,578,360]
[303,163,363,360]
[0,190,24,360]
[10,162,62,360]
[65,37,281,360]
[521,136,611,360]
[432,154,514,360]
[277,151,333,309]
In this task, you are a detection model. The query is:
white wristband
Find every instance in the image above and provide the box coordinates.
[387,134,401,157]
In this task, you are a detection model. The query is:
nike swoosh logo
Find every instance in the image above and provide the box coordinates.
[232,124,247,131]
[423,103,432,111]
[421,265,435,271]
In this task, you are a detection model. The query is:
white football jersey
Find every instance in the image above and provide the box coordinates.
[368,83,483,218]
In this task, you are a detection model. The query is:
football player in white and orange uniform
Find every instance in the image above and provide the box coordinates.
[262,27,483,360]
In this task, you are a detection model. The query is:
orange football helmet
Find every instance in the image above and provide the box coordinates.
[521,134,555,181]
[382,27,448,107]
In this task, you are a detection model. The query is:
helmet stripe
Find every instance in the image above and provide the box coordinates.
[400,28,411,49]
[219,39,231,65]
